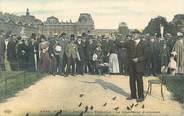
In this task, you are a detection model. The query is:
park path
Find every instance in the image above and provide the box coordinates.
[0,75,183,116]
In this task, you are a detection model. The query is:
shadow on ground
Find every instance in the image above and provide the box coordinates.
[81,79,129,97]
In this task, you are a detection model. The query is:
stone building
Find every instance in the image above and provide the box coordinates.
[0,9,42,37]
[39,13,95,36]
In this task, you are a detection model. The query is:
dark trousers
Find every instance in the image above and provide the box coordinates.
[84,60,93,73]
[58,57,64,75]
[49,56,57,74]
[76,61,84,74]
[66,56,76,75]
[129,65,144,99]
[63,53,67,73]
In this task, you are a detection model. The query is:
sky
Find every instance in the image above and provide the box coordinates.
[0,0,184,29]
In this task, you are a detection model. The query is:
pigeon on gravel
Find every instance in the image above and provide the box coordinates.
[135,104,138,107]
[79,102,82,107]
[103,103,107,107]
[54,110,62,116]
[112,96,117,100]
[84,106,88,113]
[127,106,131,110]
[130,103,134,108]
[90,105,94,110]
[114,107,119,111]
[25,113,29,116]
[79,94,84,98]
[79,111,84,116]
[142,105,145,109]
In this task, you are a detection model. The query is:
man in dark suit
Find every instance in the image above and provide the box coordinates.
[116,32,148,102]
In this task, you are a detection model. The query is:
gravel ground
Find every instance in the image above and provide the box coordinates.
[0,74,183,116]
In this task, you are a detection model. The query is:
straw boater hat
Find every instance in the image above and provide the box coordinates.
[177,32,183,37]
[171,51,177,56]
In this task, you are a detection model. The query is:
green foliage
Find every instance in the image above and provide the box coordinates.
[164,76,184,103]
[0,71,47,101]
[143,16,176,37]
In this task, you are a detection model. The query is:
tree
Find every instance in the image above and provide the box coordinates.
[143,16,174,37]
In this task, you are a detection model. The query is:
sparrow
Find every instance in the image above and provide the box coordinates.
[135,104,138,107]
[84,106,88,113]
[103,103,107,107]
[130,103,134,108]
[79,94,84,98]
[54,110,62,116]
[79,102,82,107]
[90,105,94,110]
[114,107,119,111]
[112,96,117,100]
[127,106,131,110]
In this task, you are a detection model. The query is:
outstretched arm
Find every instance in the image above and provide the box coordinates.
[114,40,129,49]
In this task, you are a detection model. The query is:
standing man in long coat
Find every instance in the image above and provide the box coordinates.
[116,32,148,102]
[76,37,85,75]
[7,36,17,71]
[65,34,78,76]
[0,34,5,71]
[172,32,184,74]
[58,33,68,75]
[28,35,39,72]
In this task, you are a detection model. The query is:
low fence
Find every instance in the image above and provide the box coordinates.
[0,63,47,100]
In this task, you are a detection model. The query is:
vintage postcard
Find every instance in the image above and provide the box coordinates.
[0,0,184,116]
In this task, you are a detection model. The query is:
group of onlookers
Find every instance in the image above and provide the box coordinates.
[0,31,183,76]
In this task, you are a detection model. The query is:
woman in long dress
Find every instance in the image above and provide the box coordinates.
[109,48,119,74]
[39,40,50,73]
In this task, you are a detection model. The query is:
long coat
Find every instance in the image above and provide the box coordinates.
[77,42,85,62]
[65,42,78,59]
[0,39,5,66]
[172,39,184,74]
[116,40,148,74]
[7,40,17,62]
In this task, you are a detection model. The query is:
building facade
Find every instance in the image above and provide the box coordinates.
[39,13,95,36]
[0,9,42,37]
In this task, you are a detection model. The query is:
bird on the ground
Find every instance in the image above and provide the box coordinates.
[142,104,145,109]
[54,110,62,116]
[103,103,107,107]
[84,106,88,113]
[114,107,119,111]
[25,113,29,116]
[90,105,94,110]
[79,111,84,116]
[79,102,82,107]
[130,103,134,108]
[127,106,131,110]
[79,94,84,97]
[135,104,138,107]
[112,96,117,100]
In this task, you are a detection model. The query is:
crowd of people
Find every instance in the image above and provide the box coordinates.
[0,30,183,77]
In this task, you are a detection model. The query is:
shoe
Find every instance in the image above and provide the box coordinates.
[126,97,136,100]
[136,98,144,102]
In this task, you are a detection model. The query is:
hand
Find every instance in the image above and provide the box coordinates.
[132,58,138,63]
